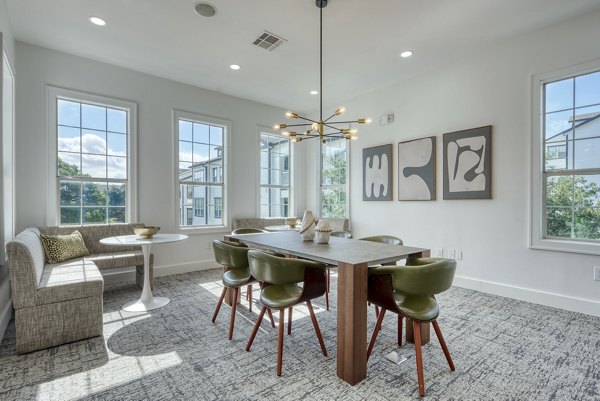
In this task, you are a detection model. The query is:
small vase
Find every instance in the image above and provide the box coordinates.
[314,230,331,244]
[300,211,315,241]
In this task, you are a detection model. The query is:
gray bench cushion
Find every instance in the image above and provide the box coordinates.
[36,259,103,305]
[85,250,153,270]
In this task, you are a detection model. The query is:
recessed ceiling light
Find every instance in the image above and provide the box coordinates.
[89,16,106,26]
[400,50,413,58]
[310,90,319,95]
[230,64,241,70]
[194,2,217,17]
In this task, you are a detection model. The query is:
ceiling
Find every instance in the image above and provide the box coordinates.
[6,0,600,112]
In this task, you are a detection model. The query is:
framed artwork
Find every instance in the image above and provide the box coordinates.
[363,144,393,201]
[398,136,436,201]
[443,126,492,199]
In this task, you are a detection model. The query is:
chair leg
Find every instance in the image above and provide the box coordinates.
[432,320,455,371]
[325,268,330,310]
[287,307,293,335]
[367,308,386,360]
[246,306,267,351]
[374,305,380,318]
[248,284,253,313]
[277,309,285,376]
[413,320,425,397]
[228,288,239,340]
[306,300,327,357]
[267,308,276,328]
[398,315,403,347]
[212,287,227,323]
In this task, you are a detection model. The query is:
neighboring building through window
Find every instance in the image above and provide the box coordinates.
[540,68,600,242]
[51,89,135,225]
[259,132,291,217]
[176,113,226,228]
[320,137,348,218]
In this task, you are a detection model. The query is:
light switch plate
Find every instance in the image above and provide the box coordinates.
[594,266,600,281]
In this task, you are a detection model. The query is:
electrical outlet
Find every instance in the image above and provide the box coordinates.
[594,266,600,281]
[456,250,463,260]
[207,241,213,249]
[435,248,444,257]
[448,249,456,259]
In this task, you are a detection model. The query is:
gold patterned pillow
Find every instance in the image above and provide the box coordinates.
[40,230,90,264]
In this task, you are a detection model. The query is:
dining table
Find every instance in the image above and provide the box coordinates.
[226,230,430,385]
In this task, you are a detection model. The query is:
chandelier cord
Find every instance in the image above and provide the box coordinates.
[319,4,323,123]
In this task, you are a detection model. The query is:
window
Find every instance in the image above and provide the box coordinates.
[260,132,291,217]
[175,111,227,230]
[48,87,136,226]
[194,198,205,217]
[320,137,348,218]
[532,61,600,254]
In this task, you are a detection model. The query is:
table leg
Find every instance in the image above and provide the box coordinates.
[336,262,368,385]
[123,243,170,312]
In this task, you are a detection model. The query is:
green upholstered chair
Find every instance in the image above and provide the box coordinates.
[231,227,268,234]
[359,235,403,246]
[211,240,274,340]
[246,250,328,376]
[366,258,457,397]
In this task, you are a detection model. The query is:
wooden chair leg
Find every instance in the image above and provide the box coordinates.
[277,309,285,376]
[246,306,267,351]
[367,308,386,360]
[246,284,250,301]
[325,268,330,310]
[248,284,253,313]
[432,320,455,371]
[266,308,276,328]
[398,315,403,347]
[212,287,227,323]
[228,288,239,340]
[413,320,425,397]
[374,305,380,318]
[306,300,327,356]
[287,307,293,335]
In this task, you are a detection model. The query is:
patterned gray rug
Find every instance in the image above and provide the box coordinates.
[0,269,598,400]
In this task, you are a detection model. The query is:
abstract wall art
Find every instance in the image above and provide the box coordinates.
[443,126,492,199]
[363,144,393,201]
[398,136,436,201]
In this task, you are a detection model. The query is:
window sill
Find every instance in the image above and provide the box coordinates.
[530,237,600,256]
[176,225,231,236]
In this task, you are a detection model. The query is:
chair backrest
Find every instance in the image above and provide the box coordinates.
[231,227,267,234]
[212,240,250,269]
[248,250,324,285]
[359,235,403,246]
[331,231,352,239]
[392,258,456,295]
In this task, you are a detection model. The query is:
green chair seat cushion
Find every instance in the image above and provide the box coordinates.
[222,268,254,288]
[393,292,439,322]
[260,284,303,309]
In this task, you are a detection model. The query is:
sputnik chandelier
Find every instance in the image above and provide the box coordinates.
[273,0,371,144]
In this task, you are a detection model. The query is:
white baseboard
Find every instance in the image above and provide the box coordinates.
[453,275,600,317]
[0,298,12,341]
[154,259,219,277]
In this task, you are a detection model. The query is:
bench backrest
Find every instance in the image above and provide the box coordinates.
[6,228,45,309]
[39,223,145,254]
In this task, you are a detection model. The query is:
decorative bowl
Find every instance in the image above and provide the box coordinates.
[134,226,160,239]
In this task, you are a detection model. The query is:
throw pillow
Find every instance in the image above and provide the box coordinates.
[40,230,90,264]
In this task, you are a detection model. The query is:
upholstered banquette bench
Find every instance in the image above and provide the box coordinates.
[6,223,154,353]
[233,217,350,232]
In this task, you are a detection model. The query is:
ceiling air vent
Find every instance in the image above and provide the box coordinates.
[252,31,287,51]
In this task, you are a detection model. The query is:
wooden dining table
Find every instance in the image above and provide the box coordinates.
[226,231,430,385]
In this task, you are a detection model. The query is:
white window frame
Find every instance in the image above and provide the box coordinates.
[530,58,600,255]
[174,110,230,234]
[257,127,294,218]
[46,86,138,226]
[319,137,350,218]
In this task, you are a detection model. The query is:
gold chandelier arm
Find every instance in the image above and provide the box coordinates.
[295,116,320,124]
[281,123,314,128]
[323,112,339,123]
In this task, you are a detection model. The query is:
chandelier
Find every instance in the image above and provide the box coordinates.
[273,0,371,144]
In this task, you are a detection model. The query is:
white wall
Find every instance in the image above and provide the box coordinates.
[306,10,600,316]
[0,0,15,339]
[15,42,306,275]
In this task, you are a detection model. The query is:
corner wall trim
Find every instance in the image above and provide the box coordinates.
[453,275,600,317]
